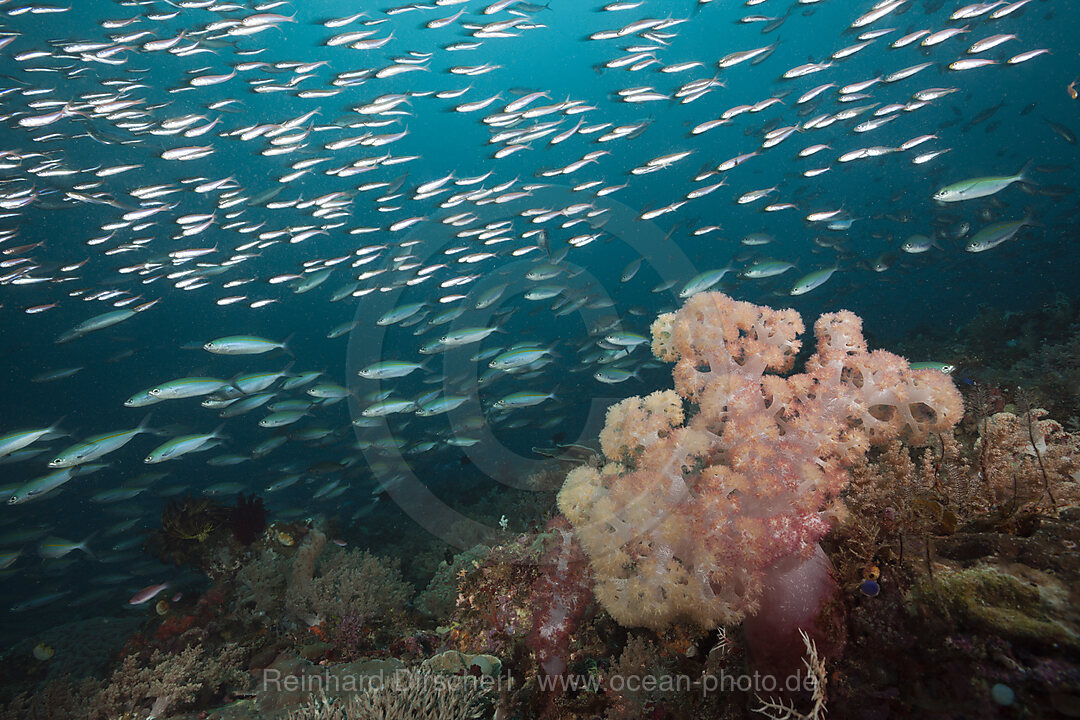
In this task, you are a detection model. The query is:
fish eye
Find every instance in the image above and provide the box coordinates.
[149,388,160,395]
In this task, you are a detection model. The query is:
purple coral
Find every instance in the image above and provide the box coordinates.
[332,612,369,656]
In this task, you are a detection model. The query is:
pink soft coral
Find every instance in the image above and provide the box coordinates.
[559,293,962,660]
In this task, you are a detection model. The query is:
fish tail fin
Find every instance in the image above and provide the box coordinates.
[137,412,154,434]
[80,531,99,559]
[281,332,296,357]
[212,423,228,441]
[47,414,69,438]
[1018,159,1036,184]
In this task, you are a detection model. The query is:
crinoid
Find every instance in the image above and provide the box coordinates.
[144,495,230,566]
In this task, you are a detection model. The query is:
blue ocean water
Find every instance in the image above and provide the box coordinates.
[0,0,1076,678]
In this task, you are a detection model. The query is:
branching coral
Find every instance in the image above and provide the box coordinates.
[286,668,494,720]
[91,642,247,719]
[351,668,494,719]
[236,546,289,621]
[285,544,413,634]
[559,292,963,637]
[236,528,415,657]
[836,436,967,586]
[0,677,102,720]
[285,527,328,627]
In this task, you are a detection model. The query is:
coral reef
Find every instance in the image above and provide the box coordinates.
[284,527,329,626]
[446,536,546,657]
[245,533,418,661]
[421,649,502,676]
[236,546,290,621]
[558,292,963,638]
[0,676,101,720]
[416,544,491,619]
[827,397,1080,719]
[351,667,494,720]
[828,506,1080,719]
[10,296,1080,720]
[835,407,1080,588]
[443,522,609,713]
[93,642,248,719]
[251,653,405,716]
[285,545,412,631]
[148,585,230,653]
